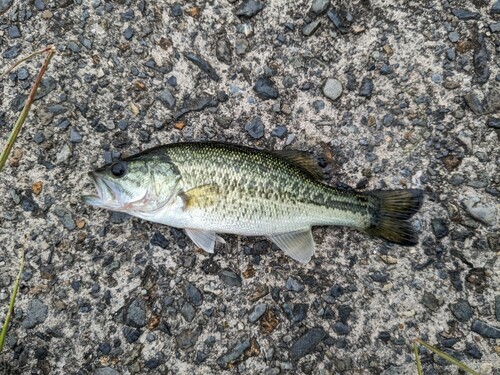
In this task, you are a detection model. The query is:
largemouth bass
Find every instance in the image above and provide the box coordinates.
[83,142,423,263]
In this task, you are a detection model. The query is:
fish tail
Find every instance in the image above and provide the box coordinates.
[363,189,424,246]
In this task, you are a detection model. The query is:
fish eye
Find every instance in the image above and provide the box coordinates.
[110,162,127,178]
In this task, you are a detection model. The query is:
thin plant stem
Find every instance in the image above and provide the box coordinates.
[413,340,423,375]
[0,249,25,352]
[0,46,54,81]
[0,45,56,171]
[414,338,481,375]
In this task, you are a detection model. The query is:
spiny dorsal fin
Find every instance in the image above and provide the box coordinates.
[271,150,323,180]
[180,184,221,209]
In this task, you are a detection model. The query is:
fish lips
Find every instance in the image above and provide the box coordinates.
[82,172,119,209]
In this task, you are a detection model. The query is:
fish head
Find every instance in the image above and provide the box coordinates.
[83,151,180,213]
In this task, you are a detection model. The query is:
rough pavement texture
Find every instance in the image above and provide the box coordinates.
[1,1,499,374]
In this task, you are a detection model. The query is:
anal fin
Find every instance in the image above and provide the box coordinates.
[185,228,225,253]
[268,228,316,263]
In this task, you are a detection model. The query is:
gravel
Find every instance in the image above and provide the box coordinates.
[0,0,13,14]
[451,8,480,20]
[431,218,449,239]
[285,277,304,292]
[289,327,326,361]
[253,77,279,100]
[302,20,321,37]
[219,268,242,287]
[53,205,76,230]
[462,196,497,226]
[1,1,499,374]
[310,0,330,15]
[217,338,250,368]
[358,77,374,98]
[183,52,220,82]
[248,303,267,322]
[7,25,21,39]
[235,0,264,18]
[450,298,474,322]
[184,282,203,306]
[158,89,176,109]
[245,117,265,139]
[22,299,48,329]
[126,298,147,328]
[326,8,352,34]
[448,31,459,43]
[322,77,343,101]
[473,33,490,85]
[471,320,500,339]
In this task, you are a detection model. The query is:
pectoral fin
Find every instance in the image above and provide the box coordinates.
[180,184,221,209]
[185,228,225,253]
[267,228,315,263]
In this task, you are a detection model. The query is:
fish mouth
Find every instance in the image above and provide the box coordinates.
[82,172,117,209]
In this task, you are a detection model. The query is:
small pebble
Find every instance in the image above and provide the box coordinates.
[70,129,82,143]
[183,52,219,81]
[219,268,242,287]
[451,8,480,20]
[217,338,251,368]
[310,0,330,15]
[235,38,249,55]
[285,277,304,292]
[431,218,449,239]
[7,25,21,39]
[289,327,326,360]
[302,20,321,37]
[126,298,146,328]
[180,302,196,322]
[185,282,203,306]
[254,77,279,100]
[322,78,343,101]
[431,73,442,83]
[248,303,267,322]
[171,2,182,17]
[450,298,474,322]
[235,0,263,18]
[332,321,350,335]
[379,64,394,75]
[158,89,176,109]
[462,196,497,226]
[448,31,459,43]
[358,77,373,98]
[271,126,287,139]
[22,299,48,329]
[471,320,500,339]
[245,117,265,139]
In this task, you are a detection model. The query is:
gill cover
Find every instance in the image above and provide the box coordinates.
[83,148,181,213]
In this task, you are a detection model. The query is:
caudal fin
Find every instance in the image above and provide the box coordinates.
[364,189,424,246]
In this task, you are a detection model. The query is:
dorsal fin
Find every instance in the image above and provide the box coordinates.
[271,150,324,180]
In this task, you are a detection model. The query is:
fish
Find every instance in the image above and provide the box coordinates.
[83,142,423,263]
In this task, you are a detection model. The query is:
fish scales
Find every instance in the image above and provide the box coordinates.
[163,143,370,234]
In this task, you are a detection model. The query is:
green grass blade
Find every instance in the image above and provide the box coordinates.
[0,45,56,171]
[415,338,480,375]
[0,249,25,352]
[413,340,423,375]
